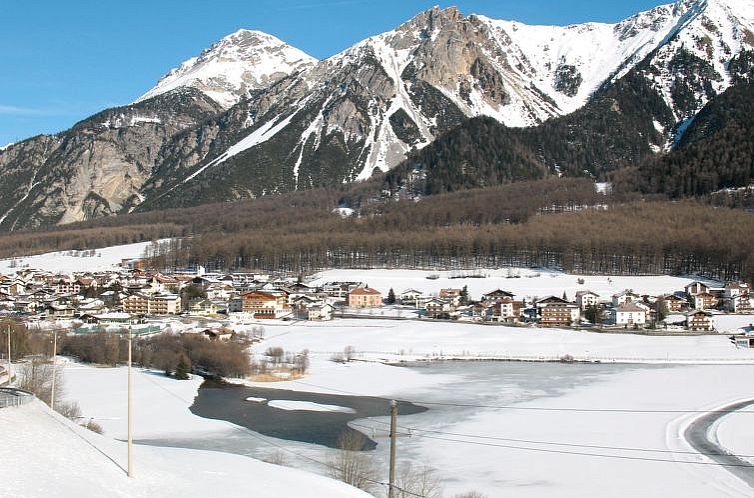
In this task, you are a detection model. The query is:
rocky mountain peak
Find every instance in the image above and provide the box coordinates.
[136,29,317,109]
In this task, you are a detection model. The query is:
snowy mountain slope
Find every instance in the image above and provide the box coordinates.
[149,2,710,198]
[137,29,317,109]
[3,0,754,228]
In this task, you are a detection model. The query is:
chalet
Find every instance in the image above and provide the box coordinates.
[660,294,688,312]
[575,290,600,310]
[485,297,523,323]
[481,289,515,303]
[147,273,180,294]
[293,298,334,321]
[76,277,98,290]
[399,289,424,307]
[54,279,81,296]
[612,290,640,308]
[685,281,709,297]
[725,282,750,299]
[188,299,218,316]
[725,283,752,312]
[45,303,75,320]
[536,296,579,326]
[322,282,362,299]
[730,293,754,314]
[692,292,718,310]
[424,298,454,318]
[685,310,714,332]
[241,291,291,319]
[347,287,383,308]
[615,302,647,327]
[122,293,149,315]
[439,288,463,306]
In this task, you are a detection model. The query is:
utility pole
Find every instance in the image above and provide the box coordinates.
[127,326,134,478]
[388,399,397,498]
[6,326,11,386]
[50,329,57,411]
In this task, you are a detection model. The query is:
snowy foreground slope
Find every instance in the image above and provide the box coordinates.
[0,396,370,498]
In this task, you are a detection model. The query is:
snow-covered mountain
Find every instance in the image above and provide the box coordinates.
[2,0,754,228]
[137,29,317,109]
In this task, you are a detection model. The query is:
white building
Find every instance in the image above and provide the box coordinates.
[615,302,647,326]
[575,290,600,310]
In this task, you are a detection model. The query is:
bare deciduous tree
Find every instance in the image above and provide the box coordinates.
[328,431,379,494]
[396,463,443,498]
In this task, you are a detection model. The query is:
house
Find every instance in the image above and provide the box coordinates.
[439,288,463,306]
[481,289,515,303]
[322,282,362,300]
[293,297,334,321]
[45,303,75,320]
[575,290,600,310]
[725,282,750,300]
[725,283,752,312]
[692,292,718,310]
[54,279,81,296]
[612,290,640,308]
[188,299,218,316]
[424,298,454,318]
[730,293,754,313]
[241,291,291,319]
[536,296,579,326]
[399,289,424,307]
[660,294,688,312]
[347,287,383,308]
[685,281,709,297]
[685,310,714,332]
[615,302,647,327]
[485,297,523,323]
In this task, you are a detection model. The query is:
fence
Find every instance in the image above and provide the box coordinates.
[0,387,34,409]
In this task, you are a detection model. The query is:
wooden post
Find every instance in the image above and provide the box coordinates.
[127,327,134,478]
[388,400,397,498]
[50,330,57,411]
[6,326,11,385]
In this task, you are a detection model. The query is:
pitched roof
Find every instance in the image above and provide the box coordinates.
[616,302,646,313]
[349,287,381,296]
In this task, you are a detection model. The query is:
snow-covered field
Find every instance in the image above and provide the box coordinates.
[0,241,157,275]
[247,318,754,364]
[308,268,721,302]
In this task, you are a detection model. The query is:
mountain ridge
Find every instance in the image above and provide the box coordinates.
[1,0,753,229]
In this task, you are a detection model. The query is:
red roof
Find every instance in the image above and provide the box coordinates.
[349,287,382,296]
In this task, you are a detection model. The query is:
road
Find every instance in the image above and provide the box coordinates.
[684,399,754,488]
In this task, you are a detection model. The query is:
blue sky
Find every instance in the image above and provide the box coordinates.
[0,0,664,146]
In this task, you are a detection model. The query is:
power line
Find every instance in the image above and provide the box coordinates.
[349,421,754,460]
[400,432,754,468]
[287,379,754,414]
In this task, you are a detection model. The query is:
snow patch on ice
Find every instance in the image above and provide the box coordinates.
[267,400,356,414]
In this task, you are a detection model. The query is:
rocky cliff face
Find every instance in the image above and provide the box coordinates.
[0,89,223,229]
[1,0,753,228]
